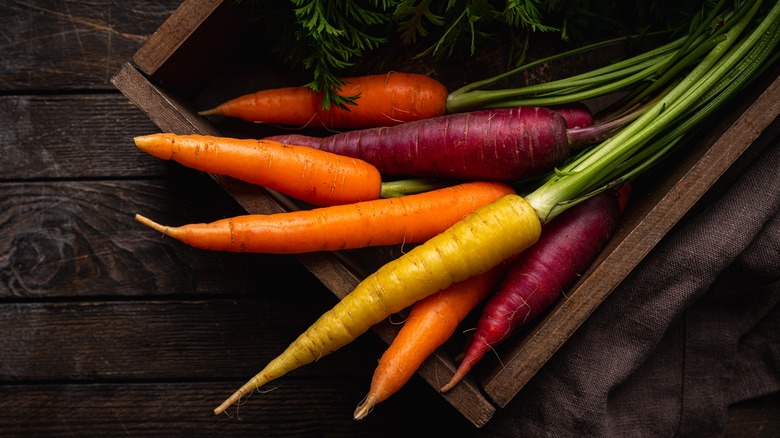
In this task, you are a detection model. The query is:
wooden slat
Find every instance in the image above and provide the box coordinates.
[0,0,179,91]
[0,300,381,380]
[132,0,243,93]
[0,179,316,299]
[0,382,474,436]
[726,393,780,438]
[111,63,220,138]
[0,94,163,179]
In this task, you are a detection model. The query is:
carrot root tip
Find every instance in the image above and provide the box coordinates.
[353,396,376,420]
[440,368,470,393]
[134,214,170,235]
[197,108,221,117]
[214,389,245,416]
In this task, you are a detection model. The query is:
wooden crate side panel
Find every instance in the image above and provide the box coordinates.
[132,0,240,93]
[112,63,217,136]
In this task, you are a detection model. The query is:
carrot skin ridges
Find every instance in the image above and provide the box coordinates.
[133,133,382,207]
[548,102,594,128]
[199,72,449,129]
[134,181,515,254]
[354,265,507,420]
[198,85,318,125]
[265,107,571,181]
[440,188,625,392]
[213,193,542,415]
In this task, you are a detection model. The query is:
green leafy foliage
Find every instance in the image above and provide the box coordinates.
[234,0,708,109]
[291,0,393,109]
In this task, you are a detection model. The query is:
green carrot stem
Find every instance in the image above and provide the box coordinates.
[447,33,662,96]
[526,0,776,223]
[475,55,674,108]
[445,36,686,113]
[618,0,732,109]
[379,178,459,198]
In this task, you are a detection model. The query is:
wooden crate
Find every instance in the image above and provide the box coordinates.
[111,0,780,427]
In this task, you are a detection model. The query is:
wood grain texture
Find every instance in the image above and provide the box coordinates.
[0,299,380,380]
[0,179,317,299]
[0,94,163,179]
[0,382,473,437]
[132,0,243,93]
[0,0,179,91]
[726,393,780,438]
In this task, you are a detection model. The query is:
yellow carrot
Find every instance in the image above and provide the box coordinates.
[213,193,541,415]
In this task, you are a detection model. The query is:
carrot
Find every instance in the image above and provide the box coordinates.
[353,265,507,420]
[133,181,515,254]
[213,3,778,415]
[198,72,449,129]
[548,102,594,128]
[134,132,383,207]
[212,193,542,415]
[440,183,629,392]
[264,107,576,181]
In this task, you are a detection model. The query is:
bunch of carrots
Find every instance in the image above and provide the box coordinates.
[131,0,779,421]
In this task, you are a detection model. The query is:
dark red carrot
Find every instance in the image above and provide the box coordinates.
[548,102,594,128]
[198,72,449,129]
[264,107,576,181]
[440,182,630,392]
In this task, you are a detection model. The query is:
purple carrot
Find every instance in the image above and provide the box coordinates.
[440,182,630,392]
[548,102,594,128]
[265,107,577,181]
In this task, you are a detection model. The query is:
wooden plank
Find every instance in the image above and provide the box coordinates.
[0,300,380,380]
[726,393,780,438]
[0,0,179,91]
[0,179,315,298]
[0,94,163,179]
[0,382,474,436]
[132,0,243,93]
[112,63,220,138]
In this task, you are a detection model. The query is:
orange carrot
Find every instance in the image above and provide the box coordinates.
[134,181,516,254]
[134,133,382,207]
[198,72,449,129]
[353,265,507,420]
[213,193,542,415]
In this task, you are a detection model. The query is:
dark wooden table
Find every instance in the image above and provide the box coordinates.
[1,1,778,436]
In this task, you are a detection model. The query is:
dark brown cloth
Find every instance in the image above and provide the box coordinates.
[481,119,780,437]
